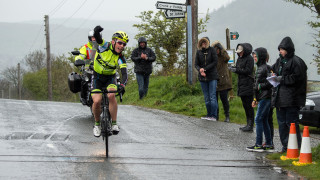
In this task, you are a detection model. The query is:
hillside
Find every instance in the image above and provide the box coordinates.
[0,19,138,71]
[202,0,319,80]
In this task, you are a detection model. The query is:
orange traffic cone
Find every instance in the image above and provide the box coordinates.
[281,123,299,160]
[293,126,312,166]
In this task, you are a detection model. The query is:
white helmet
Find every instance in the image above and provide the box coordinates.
[88,30,94,42]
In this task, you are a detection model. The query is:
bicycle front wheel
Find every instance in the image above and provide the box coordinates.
[103,107,112,158]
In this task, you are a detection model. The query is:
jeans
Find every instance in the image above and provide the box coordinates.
[255,99,272,146]
[136,73,150,99]
[268,108,274,144]
[276,106,302,152]
[200,80,218,118]
[216,90,230,119]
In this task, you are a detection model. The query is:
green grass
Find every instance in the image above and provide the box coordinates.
[122,75,320,179]
[123,75,248,120]
[267,146,320,180]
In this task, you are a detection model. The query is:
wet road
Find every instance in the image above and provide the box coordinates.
[0,99,312,179]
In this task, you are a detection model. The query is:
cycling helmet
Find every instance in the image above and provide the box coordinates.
[112,31,129,43]
[88,30,94,42]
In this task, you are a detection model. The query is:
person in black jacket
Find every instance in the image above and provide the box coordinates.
[229,43,255,132]
[195,37,219,121]
[131,37,156,99]
[271,36,307,153]
[246,47,274,152]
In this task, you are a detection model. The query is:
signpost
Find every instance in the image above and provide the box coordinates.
[164,10,185,18]
[155,1,195,84]
[155,1,186,12]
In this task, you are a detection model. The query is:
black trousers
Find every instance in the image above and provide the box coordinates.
[240,95,254,124]
[216,89,230,119]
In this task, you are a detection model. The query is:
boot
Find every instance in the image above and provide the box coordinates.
[239,125,247,130]
[242,119,254,132]
[224,116,230,122]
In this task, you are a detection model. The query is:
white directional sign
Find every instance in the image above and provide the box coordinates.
[165,10,185,19]
[155,1,186,12]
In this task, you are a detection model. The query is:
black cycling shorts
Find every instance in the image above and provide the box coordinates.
[91,72,117,92]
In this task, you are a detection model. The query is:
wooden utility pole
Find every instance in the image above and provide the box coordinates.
[226,28,234,100]
[17,63,21,100]
[186,0,198,84]
[44,15,52,101]
[226,28,230,49]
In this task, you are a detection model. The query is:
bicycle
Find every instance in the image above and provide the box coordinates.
[91,87,123,158]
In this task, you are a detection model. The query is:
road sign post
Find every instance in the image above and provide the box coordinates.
[156,1,196,84]
[165,10,185,19]
[155,1,186,12]
[156,1,186,19]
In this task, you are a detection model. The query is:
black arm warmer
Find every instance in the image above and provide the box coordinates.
[120,68,128,86]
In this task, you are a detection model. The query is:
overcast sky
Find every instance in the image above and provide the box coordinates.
[0,0,234,22]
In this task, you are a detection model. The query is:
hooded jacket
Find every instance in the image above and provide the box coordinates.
[253,47,272,101]
[195,37,218,82]
[131,37,156,75]
[235,43,254,96]
[212,41,232,91]
[271,36,307,108]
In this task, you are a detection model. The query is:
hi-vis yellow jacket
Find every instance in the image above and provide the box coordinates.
[75,42,97,68]
[93,42,127,76]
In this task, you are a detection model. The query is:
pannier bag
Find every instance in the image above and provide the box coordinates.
[68,72,81,93]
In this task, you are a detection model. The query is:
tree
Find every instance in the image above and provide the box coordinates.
[133,10,209,75]
[23,50,46,72]
[22,53,75,101]
[285,0,320,73]
[1,64,25,99]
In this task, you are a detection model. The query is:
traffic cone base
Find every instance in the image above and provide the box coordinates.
[281,155,298,161]
[292,161,314,166]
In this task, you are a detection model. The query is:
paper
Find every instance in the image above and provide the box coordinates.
[266,76,280,87]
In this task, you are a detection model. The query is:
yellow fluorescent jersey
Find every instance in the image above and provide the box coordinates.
[93,42,127,75]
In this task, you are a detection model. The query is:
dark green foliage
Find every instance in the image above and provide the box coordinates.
[22,53,77,101]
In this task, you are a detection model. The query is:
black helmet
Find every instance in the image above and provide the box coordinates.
[138,37,147,43]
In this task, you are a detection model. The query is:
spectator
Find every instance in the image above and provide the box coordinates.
[131,37,156,99]
[266,54,275,145]
[246,47,274,152]
[271,36,307,153]
[212,41,232,122]
[229,43,255,132]
[195,37,219,121]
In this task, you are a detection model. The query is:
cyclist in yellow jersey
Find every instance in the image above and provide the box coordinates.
[91,25,128,137]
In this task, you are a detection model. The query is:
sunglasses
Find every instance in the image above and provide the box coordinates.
[116,41,127,47]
